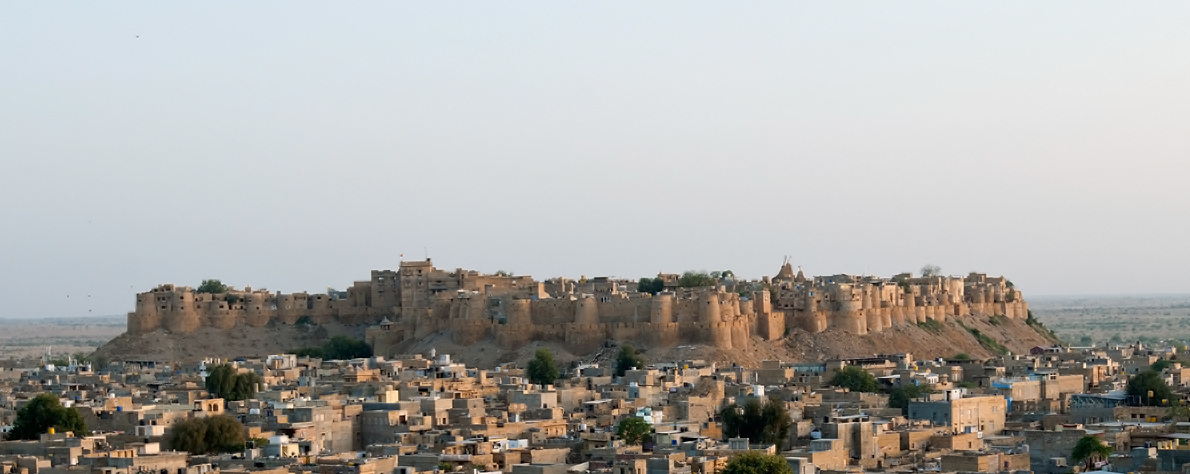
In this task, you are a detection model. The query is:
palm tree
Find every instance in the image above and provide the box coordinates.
[1071,435,1112,471]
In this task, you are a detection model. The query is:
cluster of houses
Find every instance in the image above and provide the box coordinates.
[3,343,1190,474]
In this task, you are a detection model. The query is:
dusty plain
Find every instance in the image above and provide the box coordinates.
[1029,294,1190,345]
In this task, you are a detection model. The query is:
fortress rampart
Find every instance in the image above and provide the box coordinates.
[125,260,1028,356]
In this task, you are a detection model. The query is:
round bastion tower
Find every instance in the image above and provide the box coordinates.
[830,285,865,335]
[276,293,300,325]
[207,294,236,330]
[130,292,161,334]
[164,289,201,334]
[700,291,732,349]
[244,292,269,327]
[649,292,674,324]
[576,295,599,325]
[507,298,532,326]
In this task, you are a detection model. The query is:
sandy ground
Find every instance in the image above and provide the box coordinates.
[0,316,124,360]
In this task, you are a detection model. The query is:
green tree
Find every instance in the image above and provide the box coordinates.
[1079,335,1094,346]
[169,415,246,454]
[1153,359,1174,372]
[637,278,664,295]
[616,416,653,445]
[526,349,559,386]
[196,279,228,294]
[292,346,325,358]
[678,271,716,288]
[951,353,972,361]
[829,366,879,393]
[1070,435,1112,471]
[920,264,942,277]
[1168,403,1190,424]
[720,396,792,446]
[7,394,88,440]
[888,384,933,414]
[720,451,794,474]
[323,336,372,359]
[615,345,647,377]
[205,364,263,401]
[1128,370,1175,406]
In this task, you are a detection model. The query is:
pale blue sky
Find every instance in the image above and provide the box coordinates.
[2,3,1188,318]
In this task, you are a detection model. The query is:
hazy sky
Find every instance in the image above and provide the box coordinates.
[2,3,1189,319]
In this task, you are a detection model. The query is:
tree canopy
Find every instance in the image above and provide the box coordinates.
[721,451,794,474]
[1152,359,1174,372]
[720,396,792,446]
[7,394,88,440]
[637,277,665,295]
[1128,370,1175,406]
[678,271,716,288]
[616,417,653,445]
[205,364,263,401]
[526,349,559,386]
[196,279,228,294]
[829,366,879,393]
[920,265,942,277]
[1070,435,1112,471]
[324,336,373,360]
[888,384,933,414]
[291,336,372,360]
[169,415,246,454]
[616,345,647,377]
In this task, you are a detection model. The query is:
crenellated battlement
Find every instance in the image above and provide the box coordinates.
[127,260,1028,356]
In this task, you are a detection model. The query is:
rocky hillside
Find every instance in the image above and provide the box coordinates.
[93,321,367,363]
[95,313,1058,367]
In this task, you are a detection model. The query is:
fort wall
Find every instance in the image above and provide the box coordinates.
[127,261,1030,355]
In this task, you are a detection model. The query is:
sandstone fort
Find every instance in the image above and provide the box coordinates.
[125,261,1028,357]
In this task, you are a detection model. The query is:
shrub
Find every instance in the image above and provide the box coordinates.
[963,326,1009,355]
[916,319,944,334]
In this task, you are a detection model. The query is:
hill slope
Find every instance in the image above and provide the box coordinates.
[94,314,1057,367]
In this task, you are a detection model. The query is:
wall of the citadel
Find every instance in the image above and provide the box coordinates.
[127,284,395,336]
[778,273,1028,336]
[130,262,1029,357]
